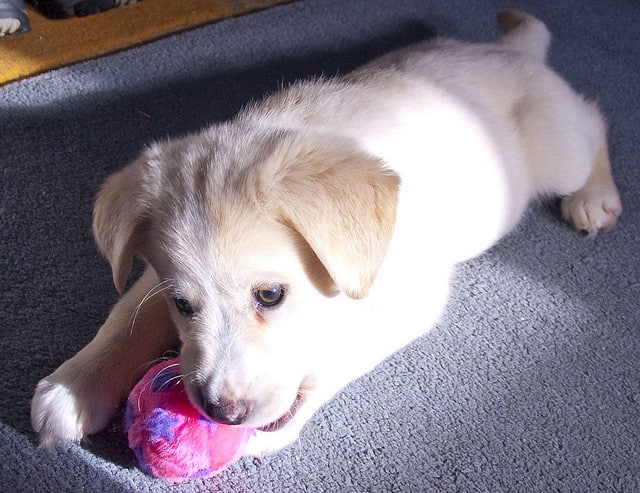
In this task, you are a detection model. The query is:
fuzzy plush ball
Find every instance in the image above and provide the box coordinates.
[124,358,254,481]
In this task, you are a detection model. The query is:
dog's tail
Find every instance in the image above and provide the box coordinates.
[497,10,551,62]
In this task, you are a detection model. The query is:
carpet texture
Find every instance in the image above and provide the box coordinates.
[0,0,293,86]
[1,0,639,491]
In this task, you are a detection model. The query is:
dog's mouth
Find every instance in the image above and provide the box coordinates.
[257,390,306,433]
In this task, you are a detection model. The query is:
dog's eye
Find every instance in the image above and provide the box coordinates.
[174,297,194,316]
[254,285,286,308]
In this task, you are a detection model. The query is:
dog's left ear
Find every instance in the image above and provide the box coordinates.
[93,157,150,294]
[265,138,400,299]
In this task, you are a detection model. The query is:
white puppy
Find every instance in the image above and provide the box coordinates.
[32,11,621,457]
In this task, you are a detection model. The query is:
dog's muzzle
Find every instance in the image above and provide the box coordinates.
[196,388,254,425]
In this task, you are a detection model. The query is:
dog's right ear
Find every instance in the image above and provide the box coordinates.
[92,157,149,294]
[263,136,400,299]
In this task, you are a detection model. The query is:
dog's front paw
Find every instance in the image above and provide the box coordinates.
[561,187,622,236]
[31,361,118,448]
[31,378,87,448]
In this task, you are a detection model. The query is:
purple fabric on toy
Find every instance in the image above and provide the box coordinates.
[125,358,254,482]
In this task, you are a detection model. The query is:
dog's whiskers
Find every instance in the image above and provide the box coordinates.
[135,361,186,412]
[182,370,201,389]
[128,279,175,335]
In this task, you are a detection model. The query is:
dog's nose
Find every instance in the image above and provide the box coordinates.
[203,396,253,425]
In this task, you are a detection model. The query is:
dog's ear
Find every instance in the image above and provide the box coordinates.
[92,157,149,294]
[265,138,400,299]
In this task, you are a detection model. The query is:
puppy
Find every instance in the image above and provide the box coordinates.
[32,10,621,457]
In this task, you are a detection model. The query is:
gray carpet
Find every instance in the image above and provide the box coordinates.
[1,0,639,491]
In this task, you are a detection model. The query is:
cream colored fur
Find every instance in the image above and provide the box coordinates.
[32,11,621,456]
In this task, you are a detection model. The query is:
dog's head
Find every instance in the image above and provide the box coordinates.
[93,123,399,430]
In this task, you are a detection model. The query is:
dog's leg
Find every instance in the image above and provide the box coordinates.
[31,266,178,448]
[561,142,622,235]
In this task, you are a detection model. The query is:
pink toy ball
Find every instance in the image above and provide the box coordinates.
[125,357,255,482]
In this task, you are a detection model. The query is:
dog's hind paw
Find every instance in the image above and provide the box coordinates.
[561,186,622,236]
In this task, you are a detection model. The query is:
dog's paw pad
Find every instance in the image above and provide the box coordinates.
[561,187,622,236]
